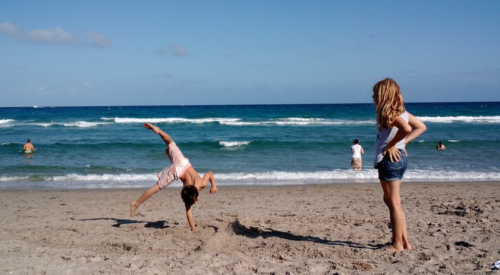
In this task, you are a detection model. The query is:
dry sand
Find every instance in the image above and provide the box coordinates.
[1,182,499,274]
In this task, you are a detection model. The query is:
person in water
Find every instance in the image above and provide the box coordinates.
[436,141,446,150]
[130,123,217,231]
[351,139,364,169]
[23,139,35,153]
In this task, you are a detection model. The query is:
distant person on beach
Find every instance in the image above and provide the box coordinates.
[23,139,35,153]
[372,78,427,251]
[130,123,217,231]
[436,141,446,150]
[351,139,364,169]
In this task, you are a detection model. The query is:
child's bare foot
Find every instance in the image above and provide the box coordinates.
[404,242,413,250]
[143,123,160,134]
[130,201,139,217]
[383,244,404,252]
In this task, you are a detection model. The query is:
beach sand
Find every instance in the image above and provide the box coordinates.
[1,182,499,274]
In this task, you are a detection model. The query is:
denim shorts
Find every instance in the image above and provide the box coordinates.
[377,150,408,181]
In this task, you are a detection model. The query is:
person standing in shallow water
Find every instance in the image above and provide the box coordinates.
[23,139,35,153]
[351,139,364,169]
[372,78,427,252]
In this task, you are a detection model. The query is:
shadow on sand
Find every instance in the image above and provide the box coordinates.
[232,220,378,250]
[78,217,177,229]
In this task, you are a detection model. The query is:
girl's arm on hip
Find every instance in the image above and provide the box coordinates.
[384,116,412,162]
[405,112,427,144]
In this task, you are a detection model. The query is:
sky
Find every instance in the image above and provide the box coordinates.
[1,0,499,107]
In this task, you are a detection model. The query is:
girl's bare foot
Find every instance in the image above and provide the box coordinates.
[143,123,160,133]
[383,244,404,252]
[404,242,413,250]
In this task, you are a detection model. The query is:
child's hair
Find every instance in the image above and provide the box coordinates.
[181,185,199,206]
[373,78,406,128]
[353,139,359,144]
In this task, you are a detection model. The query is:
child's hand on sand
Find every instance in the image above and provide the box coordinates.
[210,187,217,194]
[143,123,160,134]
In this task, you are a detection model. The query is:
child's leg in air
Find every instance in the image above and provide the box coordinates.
[144,123,173,146]
[132,123,176,216]
[130,183,161,216]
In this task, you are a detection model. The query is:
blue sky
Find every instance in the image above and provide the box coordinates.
[1,1,499,107]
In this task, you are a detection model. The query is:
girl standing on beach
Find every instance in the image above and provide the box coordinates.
[372,78,427,251]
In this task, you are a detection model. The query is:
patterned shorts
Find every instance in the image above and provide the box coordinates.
[157,142,191,189]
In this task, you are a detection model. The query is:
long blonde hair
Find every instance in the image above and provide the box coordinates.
[373,78,405,128]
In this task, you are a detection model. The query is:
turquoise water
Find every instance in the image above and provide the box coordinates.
[1,102,499,189]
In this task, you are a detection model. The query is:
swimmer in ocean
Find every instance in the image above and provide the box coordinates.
[23,139,35,153]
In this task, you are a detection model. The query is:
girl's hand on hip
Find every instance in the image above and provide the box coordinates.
[383,146,401,162]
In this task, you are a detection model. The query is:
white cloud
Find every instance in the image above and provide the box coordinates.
[154,45,190,57]
[168,45,189,57]
[29,27,78,46]
[82,31,111,48]
[0,22,79,46]
[0,22,111,48]
[0,22,18,35]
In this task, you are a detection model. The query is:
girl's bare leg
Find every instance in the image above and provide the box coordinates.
[143,123,173,145]
[380,180,412,251]
[130,183,161,216]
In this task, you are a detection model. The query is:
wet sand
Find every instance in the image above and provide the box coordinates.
[1,182,499,274]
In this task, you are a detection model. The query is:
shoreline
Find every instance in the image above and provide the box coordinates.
[1,181,499,274]
[1,179,500,192]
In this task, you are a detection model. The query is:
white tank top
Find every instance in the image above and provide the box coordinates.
[373,111,409,168]
[351,144,362,158]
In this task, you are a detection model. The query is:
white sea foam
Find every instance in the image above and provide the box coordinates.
[0,119,14,124]
[0,174,169,189]
[43,173,183,189]
[103,117,375,126]
[219,141,250,147]
[1,170,499,188]
[281,118,324,122]
[0,119,15,128]
[109,117,240,124]
[33,123,53,127]
[31,121,111,128]
[9,115,500,130]
[220,118,375,126]
[215,170,377,182]
[448,140,460,143]
[48,173,156,182]
[418,116,500,124]
[61,121,111,128]
[0,176,30,182]
[212,170,500,184]
[403,170,500,181]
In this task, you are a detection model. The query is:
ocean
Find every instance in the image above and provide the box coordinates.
[1,102,499,189]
